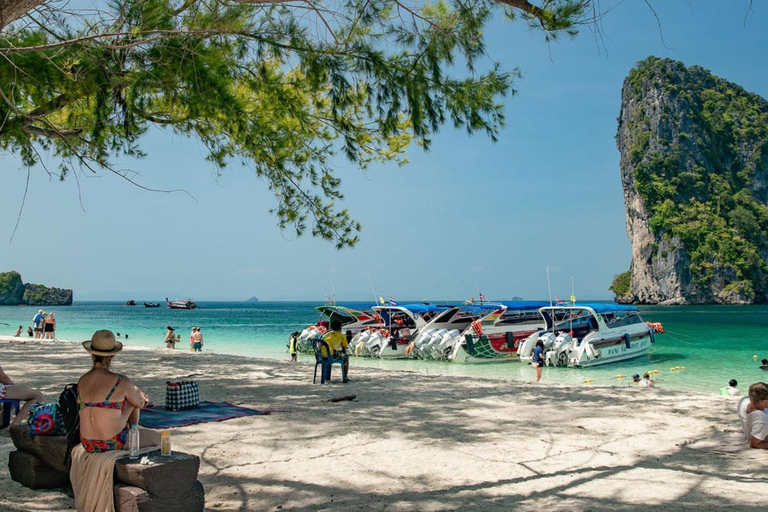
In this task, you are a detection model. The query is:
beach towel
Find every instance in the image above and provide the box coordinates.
[138,401,269,429]
[70,445,154,512]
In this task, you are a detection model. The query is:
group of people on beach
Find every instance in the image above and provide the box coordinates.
[11,310,57,340]
[163,326,204,351]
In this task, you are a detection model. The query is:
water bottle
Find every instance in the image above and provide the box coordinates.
[128,425,140,459]
[160,430,172,456]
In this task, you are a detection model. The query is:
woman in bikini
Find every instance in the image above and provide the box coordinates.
[78,330,160,452]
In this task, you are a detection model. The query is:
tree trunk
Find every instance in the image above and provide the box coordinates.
[0,0,46,31]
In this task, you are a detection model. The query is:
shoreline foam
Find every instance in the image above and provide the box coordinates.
[0,339,764,510]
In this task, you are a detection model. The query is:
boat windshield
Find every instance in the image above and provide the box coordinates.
[600,311,644,328]
[542,308,599,339]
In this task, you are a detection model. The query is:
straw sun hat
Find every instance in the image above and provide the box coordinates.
[82,330,123,356]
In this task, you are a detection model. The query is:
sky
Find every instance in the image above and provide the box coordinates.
[1,1,767,302]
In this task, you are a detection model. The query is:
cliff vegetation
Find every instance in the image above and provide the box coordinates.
[616,57,768,304]
[0,271,73,306]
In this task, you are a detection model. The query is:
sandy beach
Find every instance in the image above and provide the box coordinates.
[0,337,765,511]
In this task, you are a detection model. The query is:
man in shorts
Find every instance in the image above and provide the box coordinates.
[323,319,350,383]
[32,310,44,339]
[737,382,768,449]
[0,360,43,426]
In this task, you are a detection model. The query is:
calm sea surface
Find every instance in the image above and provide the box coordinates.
[1,301,766,394]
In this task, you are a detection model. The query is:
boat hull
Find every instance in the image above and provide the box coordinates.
[450,330,538,363]
[573,333,653,367]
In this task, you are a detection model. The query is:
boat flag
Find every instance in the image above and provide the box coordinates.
[379,296,386,305]
[389,297,397,306]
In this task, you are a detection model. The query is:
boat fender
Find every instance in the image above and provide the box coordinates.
[649,328,655,344]
[464,334,475,355]
[624,333,631,349]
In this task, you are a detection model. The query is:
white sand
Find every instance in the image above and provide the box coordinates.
[0,338,765,511]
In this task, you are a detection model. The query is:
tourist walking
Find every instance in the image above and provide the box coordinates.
[532,339,545,383]
[44,313,56,340]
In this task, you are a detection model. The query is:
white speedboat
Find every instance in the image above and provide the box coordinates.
[297,304,383,352]
[410,303,507,360]
[448,301,548,363]
[517,304,657,367]
[351,303,449,358]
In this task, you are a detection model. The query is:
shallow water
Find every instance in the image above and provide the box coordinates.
[2,301,767,394]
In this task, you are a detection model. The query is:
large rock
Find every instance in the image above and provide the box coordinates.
[0,271,73,306]
[615,57,768,304]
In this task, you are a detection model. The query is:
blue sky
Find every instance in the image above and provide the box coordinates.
[1,1,767,301]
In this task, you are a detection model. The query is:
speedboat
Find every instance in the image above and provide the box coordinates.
[166,298,197,309]
[409,303,509,360]
[350,303,449,358]
[448,301,549,363]
[143,301,160,308]
[517,304,658,367]
[296,304,384,352]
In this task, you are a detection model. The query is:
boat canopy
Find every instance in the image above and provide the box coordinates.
[539,303,639,314]
[373,303,447,315]
[496,301,551,310]
[316,305,374,325]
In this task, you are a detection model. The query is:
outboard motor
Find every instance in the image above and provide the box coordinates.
[436,329,461,360]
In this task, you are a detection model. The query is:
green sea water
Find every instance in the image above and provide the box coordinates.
[1,301,766,395]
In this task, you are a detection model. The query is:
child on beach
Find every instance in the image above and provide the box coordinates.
[720,379,739,396]
[288,332,299,362]
[531,340,544,382]
[639,372,654,388]
[14,325,22,337]
[737,382,768,449]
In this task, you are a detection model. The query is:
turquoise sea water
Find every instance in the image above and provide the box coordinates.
[1,301,766,394]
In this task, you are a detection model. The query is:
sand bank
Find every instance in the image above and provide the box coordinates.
[0,338,764,511]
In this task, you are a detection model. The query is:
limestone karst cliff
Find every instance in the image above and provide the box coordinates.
[614,57,768,304]
[0,271,73,306]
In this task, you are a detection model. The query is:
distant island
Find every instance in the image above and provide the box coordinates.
[0,271,73,306]
[245,296,260,303]
[613,57,768,305]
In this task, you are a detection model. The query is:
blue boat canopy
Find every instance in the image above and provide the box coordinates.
[374,303,448,315]
[497,301,551,310]
[540,303,639,314]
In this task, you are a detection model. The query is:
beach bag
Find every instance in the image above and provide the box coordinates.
[28,402,65,436]
[165,381,199,411]
[59,383,80,465]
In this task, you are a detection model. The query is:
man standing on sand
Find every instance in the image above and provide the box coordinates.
[32,310,44,339]
[323,319,350,383]
[737,382,768,449]
[192,327,204,352]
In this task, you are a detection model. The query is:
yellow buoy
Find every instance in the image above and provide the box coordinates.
[670,368,676,372]
[585,379,593,383]
[616,374,624,379]
[680,366,686,370]
[675,366,682,370]
[754,355,759,359]
[653,370,659,374]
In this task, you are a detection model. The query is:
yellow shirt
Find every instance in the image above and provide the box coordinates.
[322,331,348,357]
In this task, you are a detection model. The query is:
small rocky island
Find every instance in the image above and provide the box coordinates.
[613,57,768,305]
[0,271,73,306]
[245,296,260,303]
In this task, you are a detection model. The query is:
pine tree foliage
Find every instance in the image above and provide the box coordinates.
[0,0,589,247]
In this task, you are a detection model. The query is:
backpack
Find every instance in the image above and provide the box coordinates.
[58,383,80,466]
[28,402,65,436]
